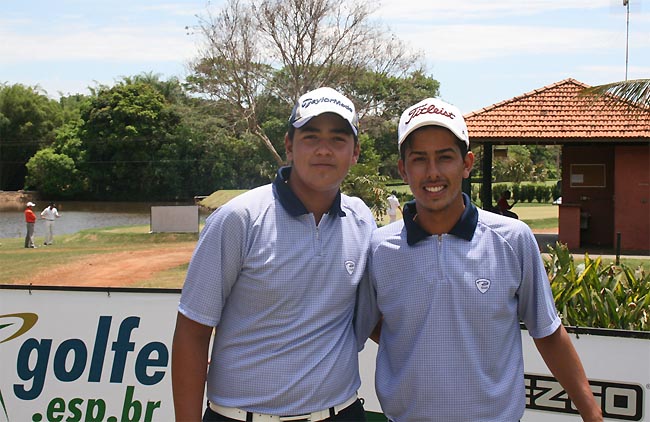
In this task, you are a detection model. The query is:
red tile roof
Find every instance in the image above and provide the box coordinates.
[464,78,650,144]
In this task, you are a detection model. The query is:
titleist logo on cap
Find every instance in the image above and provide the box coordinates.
[301,97,354,113]
[405,103,456,125]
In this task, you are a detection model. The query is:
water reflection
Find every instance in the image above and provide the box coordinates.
[0,201,210,238]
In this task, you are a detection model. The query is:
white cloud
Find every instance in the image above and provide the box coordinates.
[0,25,197,63]
[137,2,206,17]
[375,0,613,22]
[396,24,625,62]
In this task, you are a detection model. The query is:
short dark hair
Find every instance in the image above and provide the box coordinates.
[399,127,469,161]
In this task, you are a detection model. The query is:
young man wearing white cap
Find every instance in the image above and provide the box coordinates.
[24,201,37,248]
[355,98,602,421]
[172,87,375,421]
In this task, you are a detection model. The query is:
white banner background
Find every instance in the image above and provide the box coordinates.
[1,287,648,421]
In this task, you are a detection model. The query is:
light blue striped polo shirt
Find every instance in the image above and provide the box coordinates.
[179,166,376,415]
[356,193,560,422]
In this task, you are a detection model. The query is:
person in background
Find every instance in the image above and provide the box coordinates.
[172,87,375,422]
[355,97,602,422]
[497,189,518,219]
[386,190,402,223]
[24,201,37,248]
[40,202,60,245]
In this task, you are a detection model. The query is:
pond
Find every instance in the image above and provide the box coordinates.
[0,201,211,239]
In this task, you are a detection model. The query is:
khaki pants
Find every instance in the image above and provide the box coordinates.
[44,220,55,245]
[25,222,35,247]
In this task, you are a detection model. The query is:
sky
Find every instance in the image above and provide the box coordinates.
[1,0,649,114]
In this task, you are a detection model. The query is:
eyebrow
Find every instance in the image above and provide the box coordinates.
[408,147,457,156]
[300,124,352,135]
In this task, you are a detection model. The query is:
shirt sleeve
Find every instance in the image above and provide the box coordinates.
[516,226,561,338]
[354,247,381,351]
[178,204,248,327]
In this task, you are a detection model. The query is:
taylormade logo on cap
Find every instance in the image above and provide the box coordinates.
[398,98,469,151]
[289,87,359,136]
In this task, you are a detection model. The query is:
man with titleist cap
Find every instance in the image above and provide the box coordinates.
[173,87,375,421]
[355,98,602,421]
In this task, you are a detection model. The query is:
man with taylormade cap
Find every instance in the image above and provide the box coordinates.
[355,98,602,421]
[173,87,375,421]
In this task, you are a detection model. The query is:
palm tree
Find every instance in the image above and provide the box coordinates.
[581,78,650,108]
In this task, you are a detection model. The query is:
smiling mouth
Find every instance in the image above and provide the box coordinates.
[424,185,444,193]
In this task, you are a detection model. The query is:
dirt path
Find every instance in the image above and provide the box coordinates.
[12,226,558,288]
[16,244,195,287]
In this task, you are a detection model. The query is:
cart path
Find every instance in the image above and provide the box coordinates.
[15,244,195,287]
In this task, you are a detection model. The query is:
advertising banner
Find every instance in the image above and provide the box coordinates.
[0,287,179,422]
[1,286,648,421]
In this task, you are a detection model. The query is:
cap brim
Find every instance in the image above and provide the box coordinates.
[398,121,469,149]
[291,113,358,136]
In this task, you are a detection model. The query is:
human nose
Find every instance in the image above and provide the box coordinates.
[314,139,333,155]
[425,158,441,179]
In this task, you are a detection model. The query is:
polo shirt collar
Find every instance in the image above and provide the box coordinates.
[272,166,346,217]
[403,192,477,246]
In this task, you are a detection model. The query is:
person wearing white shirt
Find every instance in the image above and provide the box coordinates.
[386,190,402,223]
[40,202,60,245]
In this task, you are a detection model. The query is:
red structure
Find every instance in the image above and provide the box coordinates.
[465,78,650,253]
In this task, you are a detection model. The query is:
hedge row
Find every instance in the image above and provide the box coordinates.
[469,183,561,206]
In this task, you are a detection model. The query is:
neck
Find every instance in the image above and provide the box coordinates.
[287,179,337,225]
[415,197,465,235]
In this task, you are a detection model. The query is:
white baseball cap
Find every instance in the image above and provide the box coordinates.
[26,202,36,207]
[398,98,469,151]
[289,87,359,136]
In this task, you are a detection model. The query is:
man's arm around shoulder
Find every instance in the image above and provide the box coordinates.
[172,312,214,422]
[534,325,603,422]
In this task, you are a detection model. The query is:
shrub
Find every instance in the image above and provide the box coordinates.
[534,185,552,203]
[520,185,536,203]
[544,242,650,331]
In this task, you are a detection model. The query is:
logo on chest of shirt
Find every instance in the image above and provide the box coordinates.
[344,260,355,275]
[475,278,491,293]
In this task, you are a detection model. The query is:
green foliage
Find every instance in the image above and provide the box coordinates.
[77,80,184,200]
[0,83,63,190]
[545,242,650,331]
[209,134,276,189]
[6,66,441,202]
[489,145,560,183]
[24,148,84,198]
[534,185,552,203]
[342,134,388,218]
[580,78,650,108]
[354,69,440,179]
[492,183,553,204]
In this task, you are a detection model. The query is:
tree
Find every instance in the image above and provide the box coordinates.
[25,148,84,198]
[0,83,62,190]
[581,78,650,108]
[351,69,441,178]
[341,133,388,219]
[76,80,183,200]
[187,0,420,165]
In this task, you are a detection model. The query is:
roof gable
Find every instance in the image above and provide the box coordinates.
[464,78,650,143]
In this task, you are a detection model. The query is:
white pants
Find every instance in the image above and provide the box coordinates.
[44,220,55,244]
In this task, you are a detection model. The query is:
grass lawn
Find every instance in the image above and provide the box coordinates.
[0,227,198,284]
[3,201,646,287]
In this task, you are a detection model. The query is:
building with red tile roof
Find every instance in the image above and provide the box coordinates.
[465,78,650,252]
